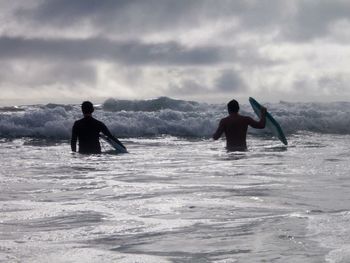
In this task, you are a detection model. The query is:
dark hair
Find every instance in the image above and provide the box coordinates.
[227,99,239,113]
[81,101,94,114]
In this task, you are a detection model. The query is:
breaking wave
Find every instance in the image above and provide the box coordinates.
[0,97,350,139]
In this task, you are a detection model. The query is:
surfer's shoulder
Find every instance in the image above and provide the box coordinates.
[94,119,107,128]
[74,118,85,124]
[220,116,231,124]
[236,114,254,125]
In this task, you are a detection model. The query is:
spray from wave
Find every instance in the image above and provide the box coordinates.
[0,97,350,139]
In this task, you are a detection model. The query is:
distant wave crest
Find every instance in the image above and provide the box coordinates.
[102,96,205,112]
[1,97,350,139]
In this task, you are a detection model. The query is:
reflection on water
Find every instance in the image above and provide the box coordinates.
[0,134,350,262]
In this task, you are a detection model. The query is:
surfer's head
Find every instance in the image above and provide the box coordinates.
[81,101,94,115]
[227,99,239,114]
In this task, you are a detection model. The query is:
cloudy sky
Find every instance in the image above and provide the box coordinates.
[1,0,350,105]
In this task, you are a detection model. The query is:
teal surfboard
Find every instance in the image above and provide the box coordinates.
[100,134,128,153]
[249,97,288,145]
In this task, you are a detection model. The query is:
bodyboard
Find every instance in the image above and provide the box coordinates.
[249,97,288,145]
[100,134,128,153]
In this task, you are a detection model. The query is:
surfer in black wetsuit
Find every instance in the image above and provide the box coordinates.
[71,101,126,154]
[213,99,266,151]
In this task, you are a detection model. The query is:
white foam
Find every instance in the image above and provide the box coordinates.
[1,97,350,139]
[307,211,350,263]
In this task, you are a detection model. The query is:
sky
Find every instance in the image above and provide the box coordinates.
[0,0,350,105]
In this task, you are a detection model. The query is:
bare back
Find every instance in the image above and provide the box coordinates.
[213,113,265,151]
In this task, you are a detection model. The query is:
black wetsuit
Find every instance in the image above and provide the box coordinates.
[71,116,122,154]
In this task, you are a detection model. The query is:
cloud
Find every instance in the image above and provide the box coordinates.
[215,70,247,93]
[168,79,210,97]
[164,68,248,98]
[0,36,232,66]
[6,1,350,43]
[1,0,350,104]
[318,74,350,94]
[16,0,207,36]
[280,0,350,41]
[17,0,350,42]
[0,61,95,86]
[0,34,276,69]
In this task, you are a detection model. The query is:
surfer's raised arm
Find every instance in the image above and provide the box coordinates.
[248,107,267,129]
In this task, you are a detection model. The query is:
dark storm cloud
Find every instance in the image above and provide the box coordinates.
[0,36,231,66]
[17,0,203,33]
[215,70,247,92]
[17,0,350,42]
[16,0,286,37]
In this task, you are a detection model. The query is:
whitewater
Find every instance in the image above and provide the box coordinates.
[1,97,350,262]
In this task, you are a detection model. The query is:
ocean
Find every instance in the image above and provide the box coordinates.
[1,97,350,263]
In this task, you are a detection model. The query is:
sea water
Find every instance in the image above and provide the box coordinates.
[1,97,350,263]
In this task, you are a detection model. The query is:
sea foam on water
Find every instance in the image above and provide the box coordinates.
[1,97,350,262]
[0,97,350,139]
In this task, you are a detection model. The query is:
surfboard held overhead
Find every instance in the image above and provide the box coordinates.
[249,97,288,145]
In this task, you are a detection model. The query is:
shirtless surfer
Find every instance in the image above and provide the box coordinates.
[71,101,126,154]
[213,99,266,151]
